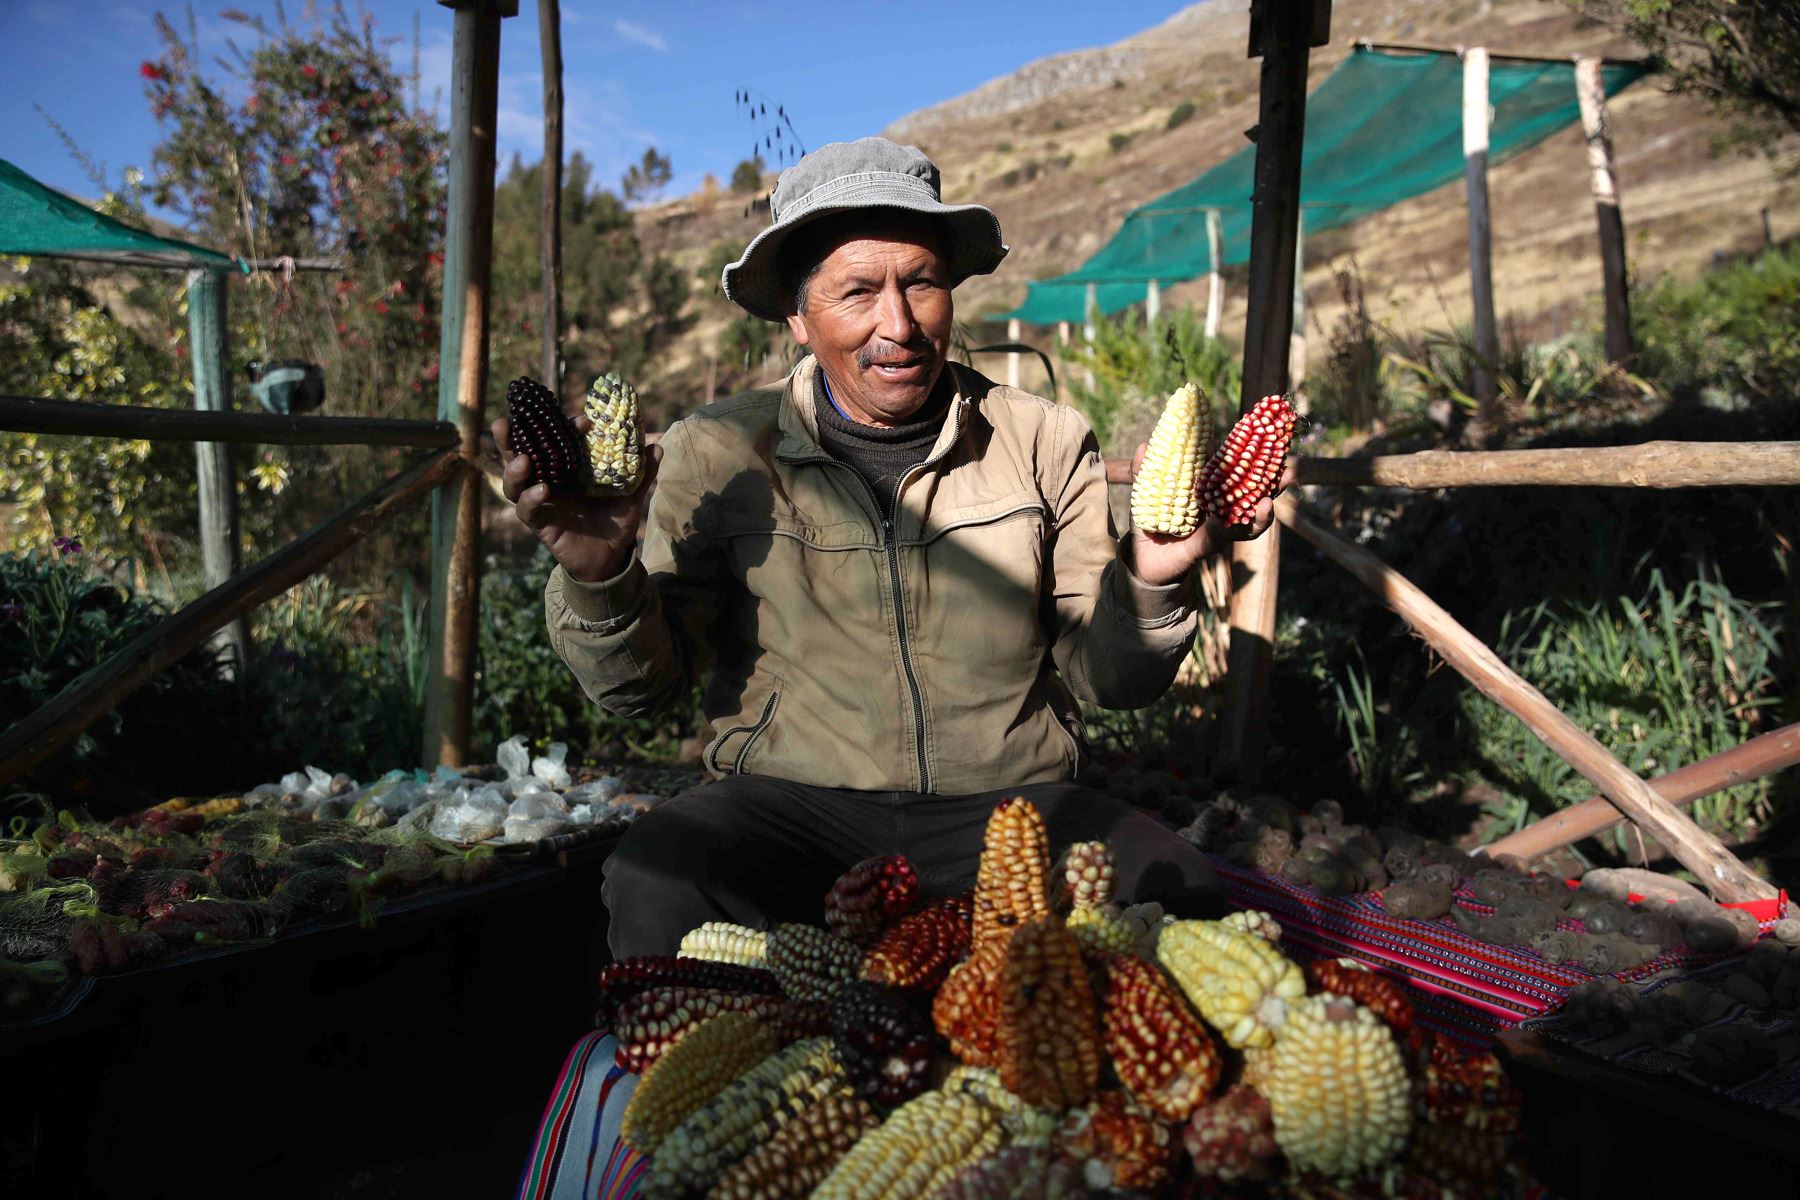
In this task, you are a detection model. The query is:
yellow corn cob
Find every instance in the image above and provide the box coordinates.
[996,918,1100,1109]
[1155,919,1305,1049]
[812,1088,1004,1200]
[765,923,861,1003]
[583,371,643,495]
[1130,382,1213,537]
[942,1065,1062,1146]
[1261,994,1411,1177]
[679,921,769,968]
[644,1036,843,1197]
[620,1011,777,1155]
[972,797,1052,953]
[706,1085,878,1200]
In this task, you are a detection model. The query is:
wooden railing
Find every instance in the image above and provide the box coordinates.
[1104,438,1800,900]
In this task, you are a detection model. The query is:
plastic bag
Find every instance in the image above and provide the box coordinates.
[530,742,573,789]
[426,784,508,843]
[497,735,532,780]
[503,815,574,844]
[563,777,625,807]
[509,791,570,821]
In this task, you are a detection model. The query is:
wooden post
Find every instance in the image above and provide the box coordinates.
[185,268,251,672]
[1485,722,1800,862]
[1288,209,1307,401]
[1057,321,1070,346]
[1576,55,1633,366]
[1463,46,1499,426]
[1222,0,1317,781]
[1007,317,1022,388]
[424,0,509,769]
[1145,278,1161,326]
[539,0,563,389]
[1083,282,1098,344]
[1276,494,1777,902]
[1205,209,1224,339]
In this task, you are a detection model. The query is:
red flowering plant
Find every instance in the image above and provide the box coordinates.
[139,7,446,574]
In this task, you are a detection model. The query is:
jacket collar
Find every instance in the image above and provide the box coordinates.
[776,355,973,465]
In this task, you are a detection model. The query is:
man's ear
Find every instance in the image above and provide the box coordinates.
[785,311,812,346]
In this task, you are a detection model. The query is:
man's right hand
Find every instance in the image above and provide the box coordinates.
[494,414,662,584]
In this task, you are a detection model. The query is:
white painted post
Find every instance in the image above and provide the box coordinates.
[1146,278,1161,325]
[1463,46,1499,424]
[1288,209,1307,398]
[1205,209,1224,339]
[1006,317,1022,388]
[1575,56,1633,366]
[1057,321,1070,346]
[186,268,251,672]
[1083,282,1098,344]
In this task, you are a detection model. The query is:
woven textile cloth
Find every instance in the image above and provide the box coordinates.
[1214,857,1786,1050]
[516,1032,647,1200]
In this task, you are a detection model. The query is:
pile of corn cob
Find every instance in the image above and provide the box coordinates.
[605,798,1527,1197]
[1131,384,1298,535]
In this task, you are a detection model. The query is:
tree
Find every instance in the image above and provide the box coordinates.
[1572,0,1800,155]
[620,146,672,204]
[731,155,766,194]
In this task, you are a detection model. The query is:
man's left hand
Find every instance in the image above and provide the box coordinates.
[1125,445,1296,588]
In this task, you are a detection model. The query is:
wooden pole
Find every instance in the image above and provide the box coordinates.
[1205,209,1224,339]
[1463,47,1499,427]
[1293,440,1800,489]
[0,395,457,447]
[539,0,563,390]
[1288,209,1307,401]
[1057,320,1070,346]
[1145,278,1161,326]
[1485,722,1800,862]
[0,450,458,791]
[424,0,507,769]
[1275,493,1777,902]
[1576,55,1633,366]
[1222,0,1314,781]
[185,268,251,672]
[1007,317,1022,388]
[1083,282,1098,344]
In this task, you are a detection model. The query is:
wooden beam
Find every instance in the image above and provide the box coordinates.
[1205,209,1224,340]
[186,268,251,672]
[1485,722,1800,862]
[1576,55,1633,366]
[424,0,506,768]
[0,450,459,791]
[1355,39,1652,68]
[1463,47,1499,425]
[1275,493,1777,902]
[1292,441,1800,489]
[540,0,563,390]
[1224,0,1316,780]
[0,394,459,447]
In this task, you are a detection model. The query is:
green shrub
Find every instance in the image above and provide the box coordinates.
[1058,307,1240,450]
[1459,568,1784,842]
[1165,101,1197,131]
[1633,241,1800,408]
[1108,132,1134,154]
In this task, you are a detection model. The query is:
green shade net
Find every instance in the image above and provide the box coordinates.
[0,156,231,269]
[1000,48,1648,324]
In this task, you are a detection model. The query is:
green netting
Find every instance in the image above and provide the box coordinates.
[0,156,232,269]
[1001,48,1648,324]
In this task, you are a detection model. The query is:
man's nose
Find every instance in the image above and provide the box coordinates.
[873,281,919,343]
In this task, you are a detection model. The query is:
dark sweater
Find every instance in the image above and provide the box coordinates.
[814,372,950,519]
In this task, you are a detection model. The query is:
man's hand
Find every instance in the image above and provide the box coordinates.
[494,414,662,584]
[1125,444,1295,588]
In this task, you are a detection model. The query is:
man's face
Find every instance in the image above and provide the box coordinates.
[785,225,954,427]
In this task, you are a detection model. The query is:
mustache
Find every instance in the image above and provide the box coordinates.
[857,339,934,370]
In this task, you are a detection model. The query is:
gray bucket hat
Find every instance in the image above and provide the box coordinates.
[722,137,1008,323]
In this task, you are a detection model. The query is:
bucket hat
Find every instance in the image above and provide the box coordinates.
[722,137,1008,322]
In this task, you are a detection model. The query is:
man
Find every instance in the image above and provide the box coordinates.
[497,138,1279,959]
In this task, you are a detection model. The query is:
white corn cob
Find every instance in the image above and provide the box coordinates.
[584,371,644,495]
[1130,382,1212,536]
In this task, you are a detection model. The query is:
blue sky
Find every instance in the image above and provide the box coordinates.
[2,0,1195,219]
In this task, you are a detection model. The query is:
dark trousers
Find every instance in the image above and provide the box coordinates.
[601,775,1222,960]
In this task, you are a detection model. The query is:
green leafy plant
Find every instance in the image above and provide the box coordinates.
[1059,307,1239,450]
[1165,101,1197,131]
[1108,132,1134,154]
[1330,648,1424,812]
[1632,240,1800,408]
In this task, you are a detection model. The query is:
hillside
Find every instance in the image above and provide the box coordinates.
[636,0,1799,418]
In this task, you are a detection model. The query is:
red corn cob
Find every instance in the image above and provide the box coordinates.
[505,375,587,490]
[824,854,919,946]
[596,954,782,1028]
[860,894,973,995]
[613,985,824,1073]
[1200,393,1296,527]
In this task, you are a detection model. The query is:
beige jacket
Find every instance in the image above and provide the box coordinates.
[545,357,1198,795]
